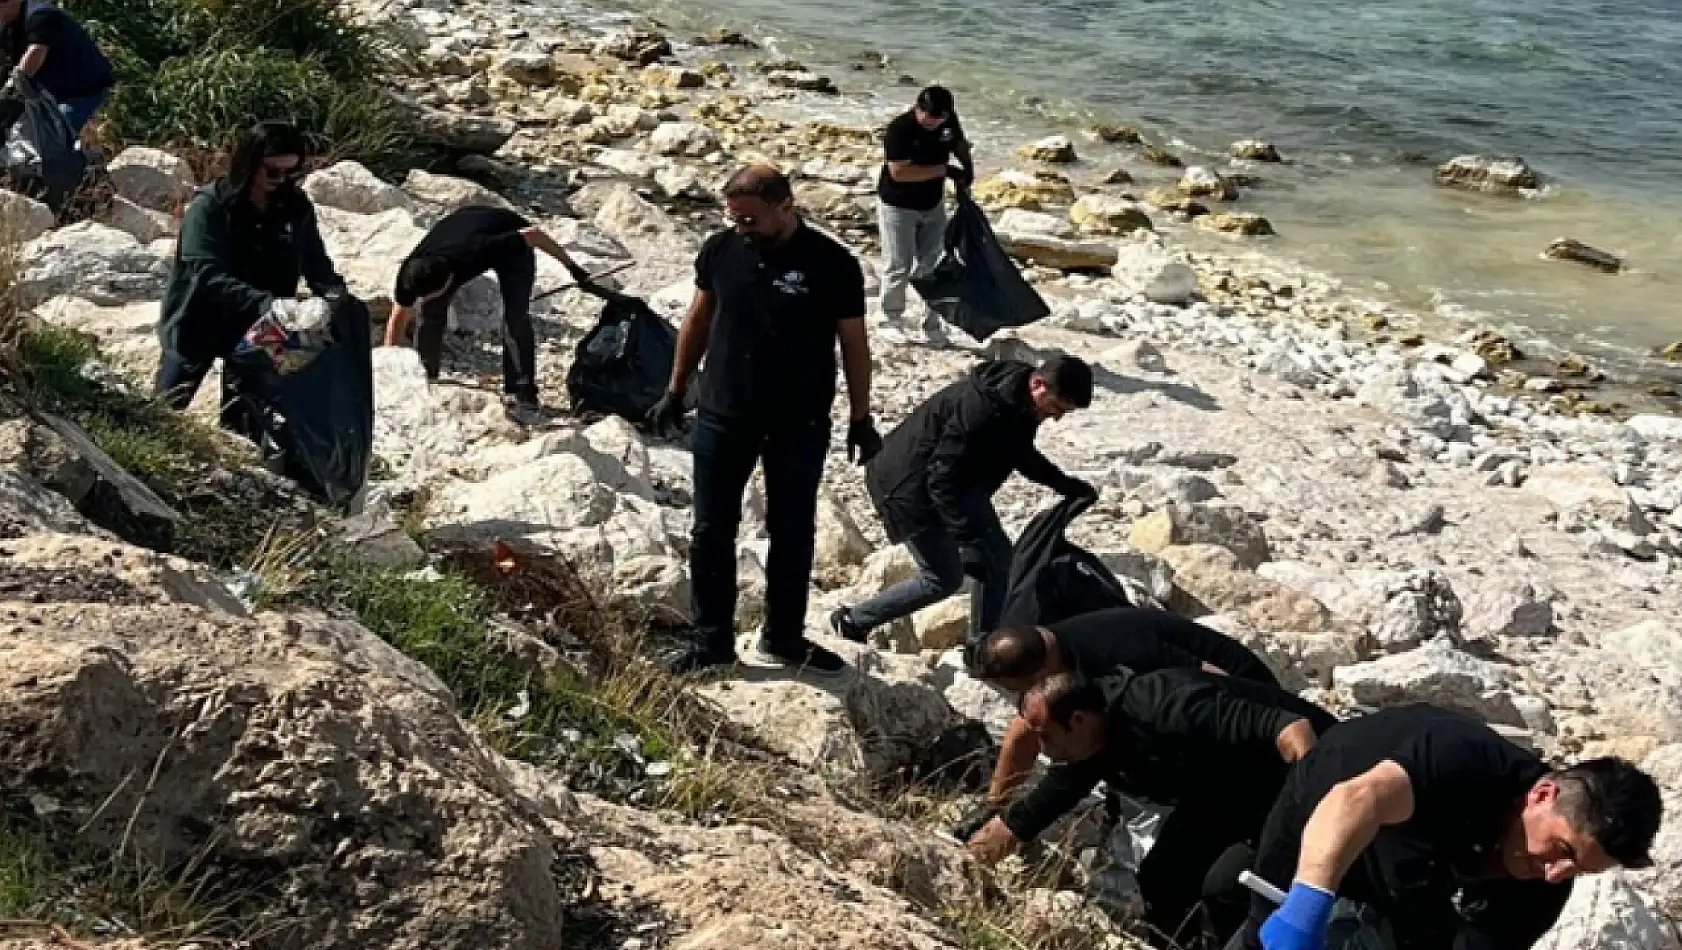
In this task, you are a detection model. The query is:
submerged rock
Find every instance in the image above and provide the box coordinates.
[1091,123,1143,144]
[1543,237,1623,274]
[1433,154,1542,194]
[1178,166,1237,200]
[1019,135,1078,163]
[1202,212,1276,236]
[1231,139,1282,162]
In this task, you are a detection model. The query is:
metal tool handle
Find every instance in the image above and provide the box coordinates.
[532,260,637,302]
[1239,870,1288,905]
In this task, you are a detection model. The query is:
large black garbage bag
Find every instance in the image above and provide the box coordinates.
[911,187,1050,342]
[566,292,678,424]
[222,294,374,510]
[999,494,1136,628]
[0,73,87,212]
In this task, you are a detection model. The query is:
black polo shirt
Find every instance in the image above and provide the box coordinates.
[877,109,966,211]
[394,206,532,307]
[1250,705,1570,948]
[0,2,113,101]
[693,221,864,425]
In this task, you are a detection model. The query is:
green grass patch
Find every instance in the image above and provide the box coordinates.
[0,804,251,941]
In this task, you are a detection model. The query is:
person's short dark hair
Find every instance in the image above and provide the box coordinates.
[397,256,453,302]
[916,85,955,117]
[1025,672,1105,727]
[978,627,1049,681]
[226,120,309,194]
[1037,355,1093,409]
[1551,757,1663,868]
[722,164,793,204]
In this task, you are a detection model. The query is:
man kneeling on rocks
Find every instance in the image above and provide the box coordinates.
[829,355,1095,652]
[384,206,599,421]
[960,607,1280,836]
[968,670,1337,950]
[1236,704,1661,950]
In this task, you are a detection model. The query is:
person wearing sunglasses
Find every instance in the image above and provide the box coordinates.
[649,164,879,678]
[0,0,113,134]
[154,121,345,413]
[876,85,974,345]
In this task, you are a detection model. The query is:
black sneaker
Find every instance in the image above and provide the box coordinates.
[950,803,1000,843]
[828,605,867,644]
[661,642,738,677]
[752,636,846,678]
[503,393,546,425]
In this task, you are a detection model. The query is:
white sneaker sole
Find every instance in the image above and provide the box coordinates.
[750,645,846,679]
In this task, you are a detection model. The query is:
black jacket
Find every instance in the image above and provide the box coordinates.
[866,360,1073,545]
[1002,667,1337,842]
[157,181,342,364]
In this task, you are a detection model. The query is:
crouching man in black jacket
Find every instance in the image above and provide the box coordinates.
[968,670,1338,950]
[1238,705,1662,950]
[829,356,1095,650]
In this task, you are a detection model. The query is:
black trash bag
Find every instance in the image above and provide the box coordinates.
[222,294,374,510]
[998,494,1135,628]
[911,186,1050,342]
[566,291,678,424]
[0,73,87,213]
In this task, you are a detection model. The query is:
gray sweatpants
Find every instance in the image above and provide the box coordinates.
[877,199,948,323]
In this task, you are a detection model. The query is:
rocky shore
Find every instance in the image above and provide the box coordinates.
[3,0,1682,947]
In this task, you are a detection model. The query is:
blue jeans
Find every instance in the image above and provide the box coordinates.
[689,411,830,652]
[847,492,1012,648]
[57,88,108,134]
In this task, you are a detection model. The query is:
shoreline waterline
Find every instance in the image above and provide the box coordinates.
[578,0,1682,385]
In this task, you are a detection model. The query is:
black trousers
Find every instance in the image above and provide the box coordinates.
[1139,802,1266,950]
[415,252,538,398]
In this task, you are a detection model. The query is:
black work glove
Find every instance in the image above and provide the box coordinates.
[645,390,687,436]
[1059,476,1098,501]
[958,544,989,580]
[951,803,1000,844]
[846,416,883,465]
[946,165,974,187]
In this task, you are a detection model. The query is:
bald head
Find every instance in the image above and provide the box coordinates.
[722,163,796,246]
[979,626,1051,690]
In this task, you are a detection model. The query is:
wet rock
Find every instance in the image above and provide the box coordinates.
[1111,244,1198,304]
[1202,212,1276,236]
[1461,580,1553,639]
[106,146,196,212]
[1141,144,1182,167]
[1100,167,1135,185]
[972,169,1077,211]
[17,222,171,307]
[1231,139,1282,162]
[767,70,839,94]
[702,27,759,47]
[304,160,415,215]
[1433,154,1542,194]
[1544,238,1623,274]
[1178,166,1237,200]
[1019,135,1077,163]
[594,29,672,65]
[1091,123,1143,144]
[1,188,55,241]
[1333,639,1528,727]
[1070,194,1152,234]
[1659,341,1682,362]
[1142,186,1210,218]
[1470,328,1520,364]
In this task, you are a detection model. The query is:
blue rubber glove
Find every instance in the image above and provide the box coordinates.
[1259,881,1336,950]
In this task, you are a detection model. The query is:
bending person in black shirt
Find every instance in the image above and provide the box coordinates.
[385,206,596,418]
[650,165,880,678]
[1241,705,1662,950]
[968,671,1336,950]
[0,0,114,132]
[969,608,1279,822]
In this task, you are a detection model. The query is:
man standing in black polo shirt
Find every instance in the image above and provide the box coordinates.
[650,165,880,677]
[967,671,1337,949]
[877,85,974,343]
[384,206,597,420]
[1240,705,1662,950]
